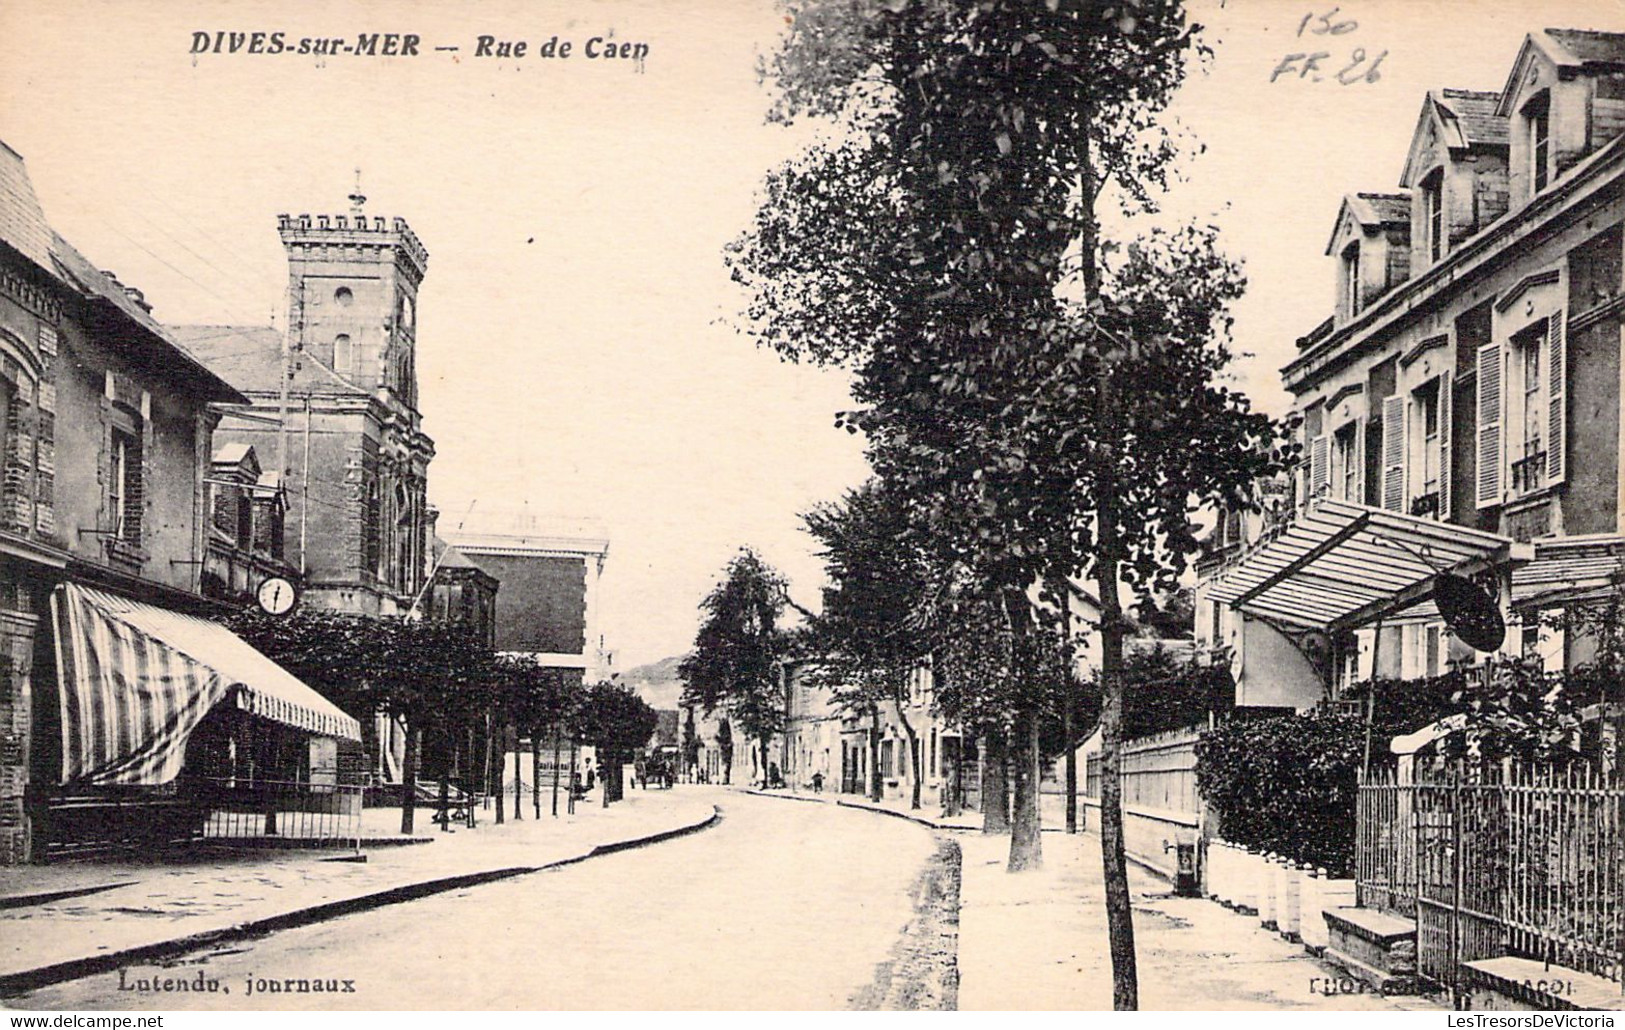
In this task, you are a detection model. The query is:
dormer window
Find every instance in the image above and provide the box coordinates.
[1421,169,1445,263]
[1526,92,1551,193]
[1342,241,1361,317]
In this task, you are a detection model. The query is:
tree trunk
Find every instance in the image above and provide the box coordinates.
[1008,701,1043,871]
[759,736,771,788]
[532,723,542,819]
[513,729,523,820]
[1096,405,1140,1008]
[482,712,494,812]
[1065,708,1078,834]
[400,723,420,835]
[894,700,922,810]
[981,726,1010,834]
[495,721,506,825]
[551,724,562,818]
[868,706,883,802]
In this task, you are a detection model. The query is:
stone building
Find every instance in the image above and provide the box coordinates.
[1200,27,1625,707]
[169,205,435,617]
[0,141,358,863]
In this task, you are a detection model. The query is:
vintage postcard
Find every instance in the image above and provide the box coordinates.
[0,0,1623,1016]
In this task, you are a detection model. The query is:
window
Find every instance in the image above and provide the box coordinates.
[1528,93,1551,193]
[1425,625,1441,678]
[1511,320,1547,494]
[1334,422,1359,501]
[333,334,352,375]
[1342,242,1361,317]
[108,407,143,545]
[1417,378,1441,499]
[333,286,354,308]
[1421,169,1445,263]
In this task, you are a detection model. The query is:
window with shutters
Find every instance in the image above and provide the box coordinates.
[1509,321,1547,495]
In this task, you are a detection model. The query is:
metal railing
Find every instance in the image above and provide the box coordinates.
[1357,764,1625,992]
[194,773,364,846]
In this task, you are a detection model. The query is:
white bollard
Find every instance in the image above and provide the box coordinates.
[1300,867,1326,951]
[1281,861,1302,940]
[1258,853,1277,928]
[1237,847,1259,914]
[1215,841,1233,905]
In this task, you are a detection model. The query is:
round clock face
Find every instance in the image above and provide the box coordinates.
[256,576,297,616]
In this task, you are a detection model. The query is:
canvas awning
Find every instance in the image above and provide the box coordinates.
[1385,533,1625,624]
[52,583,361,787]
[1205,499,1532,633]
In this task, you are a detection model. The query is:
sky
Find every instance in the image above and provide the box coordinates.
[2,0,1621,669]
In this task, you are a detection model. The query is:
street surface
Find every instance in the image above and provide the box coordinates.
[16,789,940,1010]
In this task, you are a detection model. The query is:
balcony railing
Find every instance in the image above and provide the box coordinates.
[1408,492,1440,518]
[1511,451,1547,494]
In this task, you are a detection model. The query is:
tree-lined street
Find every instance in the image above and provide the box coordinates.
[15,792,940,1011]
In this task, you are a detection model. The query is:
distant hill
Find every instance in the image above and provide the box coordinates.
[619,654,687,710]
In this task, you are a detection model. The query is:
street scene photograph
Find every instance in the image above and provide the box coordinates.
[1,0,1624,1016]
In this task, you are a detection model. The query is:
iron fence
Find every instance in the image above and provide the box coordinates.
[195,773,364,845]
[1357,763,1625,993]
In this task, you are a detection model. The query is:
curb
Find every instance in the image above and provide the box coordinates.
[0,804,720,998]
[741,787,974,831]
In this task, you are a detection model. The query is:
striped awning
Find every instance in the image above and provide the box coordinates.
[1206,499,1531,633]
[52,583,361,787]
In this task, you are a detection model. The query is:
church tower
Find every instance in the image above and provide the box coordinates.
[276,192,427,410]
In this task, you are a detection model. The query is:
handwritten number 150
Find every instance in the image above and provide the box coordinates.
[1299,7,1358,36]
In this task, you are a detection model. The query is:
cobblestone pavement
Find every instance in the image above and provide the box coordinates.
[12,790,940,1010]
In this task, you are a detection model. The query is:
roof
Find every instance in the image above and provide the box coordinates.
[167,324,370,397]
[1435,89,1509,148]
[1325,193,1410,255]
[1357,192,1411,224]
[446,508,610,558]
[0,140,55,270]
[430,536,484,571]
[1543,27,1625,66]
[1205,499,1531,633]
[1390,534,1625,622]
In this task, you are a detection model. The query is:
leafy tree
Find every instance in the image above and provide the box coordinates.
[733,0,1292,1007]
[802,480,939,807]
[572,682,659,804]
[680,549,791,787]
[231,610,499,834]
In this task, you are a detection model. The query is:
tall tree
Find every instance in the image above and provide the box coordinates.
[802,480,936,808]
[732,0,1291,1007]
[572,682,659,804]
[680,549,791,787]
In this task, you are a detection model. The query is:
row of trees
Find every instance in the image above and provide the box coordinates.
[229,609,657,832]
[716,0,1293,1009]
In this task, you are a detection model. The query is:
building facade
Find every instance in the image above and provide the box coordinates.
[170,208,435,617]
[445,511,610,685]
[1199,28,1625,710]
[0,142,359,863]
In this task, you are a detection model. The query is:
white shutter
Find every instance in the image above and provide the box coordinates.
[1438,371,1453,520]
[1381,395,1406,511]
[1546,310,1567,485]
[1355,416,1368,503]
[1475,341,1503,508]
[1310,434,1330,499]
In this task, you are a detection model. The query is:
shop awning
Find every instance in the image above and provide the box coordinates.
[52,583,361,787]
[1205,499,1532,633]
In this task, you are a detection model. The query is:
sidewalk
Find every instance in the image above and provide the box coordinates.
[0,788,717,995]
[956,831,1447,1011]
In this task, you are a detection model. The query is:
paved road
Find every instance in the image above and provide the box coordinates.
[17,790,941,1010]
